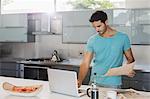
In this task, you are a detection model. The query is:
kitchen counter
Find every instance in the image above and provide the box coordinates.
[0,57,26,63]
[0,76,150,99]
[17,58,84,69]
[0,76,84,99]
[17,58,150,72]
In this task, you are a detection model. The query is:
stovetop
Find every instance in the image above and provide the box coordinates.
[25,57,63,62]
[25,58,51,62]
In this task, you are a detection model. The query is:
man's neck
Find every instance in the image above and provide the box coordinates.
[100,26,117,38]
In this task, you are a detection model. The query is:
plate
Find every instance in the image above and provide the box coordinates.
[2,82,43,97]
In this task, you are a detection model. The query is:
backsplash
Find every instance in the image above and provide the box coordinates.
[0,43,35,59]
[0,43,12,58]
[35,35,85,59]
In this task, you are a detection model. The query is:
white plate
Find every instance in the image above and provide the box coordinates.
[3,82,43,97]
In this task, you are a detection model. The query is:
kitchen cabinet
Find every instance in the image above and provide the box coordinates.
[63,26,95,43]
[0,28,28,42]
[131,9,150,44]
[23,66,48,81]
[61,8,150,44]
[113,9,132,26]
[0,14,35,42]
[60,10,103,43]
[61,10,113,43]
[0,62,20,77]
[112,9,132,41]
[61,11,93,27]
[121,70,150,91]
[1,14,27,28]
[134,9,150,24]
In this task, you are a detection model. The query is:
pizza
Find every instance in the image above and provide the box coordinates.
[3,82,42,93]
[12,85,40,93]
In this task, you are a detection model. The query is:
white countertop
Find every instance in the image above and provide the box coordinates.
[0,76,150,99]
[0,76,89,99]
[18,58,150,72]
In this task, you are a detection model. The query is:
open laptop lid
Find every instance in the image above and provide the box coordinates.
[47,68,80,97]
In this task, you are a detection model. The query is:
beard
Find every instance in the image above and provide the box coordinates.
[98,27,107,35]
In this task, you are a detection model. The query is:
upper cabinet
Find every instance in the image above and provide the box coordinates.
[134,9,150,24]
[112,9,132,41]
[61,10,113,27]
[0,28,27,42]
[1,14,27,27]
[0,14,35,42]
[132,9,150,44]
[61,9,150,45]
[113,9,132,26]
[61,11,93,26]
[61,10,94,43]
[61,10,113,43]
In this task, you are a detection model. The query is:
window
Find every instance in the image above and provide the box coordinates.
[56,0,126,11]
[1,0,55,14]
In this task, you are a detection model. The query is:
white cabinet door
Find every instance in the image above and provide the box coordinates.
[61,10,113,43]
[2,14,27,27]
[0,28,27,42]
[0,16,3,27]
[61,10,93,26]
[63,26,95,43]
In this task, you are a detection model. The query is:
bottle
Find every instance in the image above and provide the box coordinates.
[87,73,99,99]
[91,73,99,99]
[91,83,99,99]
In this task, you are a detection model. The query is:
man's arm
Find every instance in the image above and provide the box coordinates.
[124,48,135,77]
[78,51,93,87]
[105,48,135,77]
[124,48,135,64]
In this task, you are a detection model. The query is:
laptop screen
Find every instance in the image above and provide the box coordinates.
[47,68,80,97]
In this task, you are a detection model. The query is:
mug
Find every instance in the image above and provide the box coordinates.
[87,88,99,99]
[106,91,117,99]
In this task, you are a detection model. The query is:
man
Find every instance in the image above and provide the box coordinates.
[78,11,135,88]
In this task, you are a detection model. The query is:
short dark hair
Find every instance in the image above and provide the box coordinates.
[89,11,108,23]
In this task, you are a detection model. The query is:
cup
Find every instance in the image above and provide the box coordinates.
[106,91,117,99]
[87,88,99,99]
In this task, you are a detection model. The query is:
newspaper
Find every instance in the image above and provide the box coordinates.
[104,62,135,76]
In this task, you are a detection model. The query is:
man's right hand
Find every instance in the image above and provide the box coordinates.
[77,80,82,88]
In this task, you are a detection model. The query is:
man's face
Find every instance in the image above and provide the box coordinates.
[92,20,107,34]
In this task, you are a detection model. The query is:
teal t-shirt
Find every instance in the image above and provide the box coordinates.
[86,32,131,86]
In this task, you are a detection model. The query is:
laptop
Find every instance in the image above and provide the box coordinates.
[47,68,86,97]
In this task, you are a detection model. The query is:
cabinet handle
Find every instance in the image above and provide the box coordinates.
[24,66,48,69]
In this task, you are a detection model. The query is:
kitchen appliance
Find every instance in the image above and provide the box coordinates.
[51,50,62,62]
[25,57,51,62]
